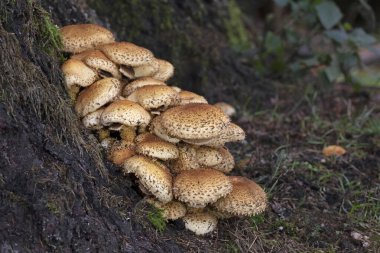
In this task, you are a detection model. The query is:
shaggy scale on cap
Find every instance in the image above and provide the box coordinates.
[161,104,230,140]
[60,24,115,53]
[101,100,151,127]
[212,147,235,173]
[183,212,218,235]
[100,42,154,67]
[123,156,173,203]
[136,135,179,161]
[127,85,180,110]
[152,59,175,81]
[173,169,232,207]
[150,116,180,143]
[122,77,167,96]
[196,146,223,167]
[178,91,208,105]
[171,144,200,173]
[62,59,98,89]
[213,176,267,216]
[71,49,121,79]
[75,78,121,117]
[133,59,160,79]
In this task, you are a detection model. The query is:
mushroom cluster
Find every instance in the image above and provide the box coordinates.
[60,24,267,235]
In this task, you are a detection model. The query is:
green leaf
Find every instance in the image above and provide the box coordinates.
[324,57,342,82]
[315,1,343,29]
[264,31,283,53]
[349,28,377,47]
[274,0,289,8]
[324,29,348,44]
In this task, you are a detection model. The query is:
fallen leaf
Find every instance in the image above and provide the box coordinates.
[322,145,347,156]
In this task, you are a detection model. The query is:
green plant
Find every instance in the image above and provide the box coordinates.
[147,208,166,233]
[253,0,377,86]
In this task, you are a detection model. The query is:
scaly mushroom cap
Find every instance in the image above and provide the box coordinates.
[101,100,151,127]
[178,91,208,105]
[122,77,167,97]
[61,59,98,88]
[212,147,234,173]
[152,59,175,81]
[150,116,180,143]
[60,24,115,53]
[136,137,179,161]
[213,102,236,117]
[82,108,104,129]
[161,104,230,140]
[133,59,160,79]
[183,212,218,235]
[108,140,135,166]
[127,85,180,110]
[147,198,187,220]
[75,78,121,117]
[183,122,245,147]
[196,146,223,167]
[100,42,154,67]
[123,156,173,203]
[171,144,199,173]
[213,176,267,216]
[72,50,121,79]
[173,169,232,207]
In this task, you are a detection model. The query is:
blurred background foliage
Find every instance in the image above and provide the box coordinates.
[235,0,380,88]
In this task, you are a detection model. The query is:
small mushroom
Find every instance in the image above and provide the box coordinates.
[71,50,122,79]
[178,91,208,105]
[101,100,151,127]
[61,59,99,91]
[147,198,187,221]
[149,116,180,144]
[161,104,230,140]
[127,85,180,110]
[173,169,232,208]
[123,156,173,203]
[82,108,104,130]
[182,212,218,235]
[135,133,179,161]
[122,77,167,97]
[107,140,135,166]
[213,102,236,117]
[75,78,121,117]
[152,59,175,81]
[60,24,115,53]
[213,176,267,217]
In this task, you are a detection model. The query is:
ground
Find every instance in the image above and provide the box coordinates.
[0,0,379,252]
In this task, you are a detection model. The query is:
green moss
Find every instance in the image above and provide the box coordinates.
[224,0,251,51]
[147,208,166,233]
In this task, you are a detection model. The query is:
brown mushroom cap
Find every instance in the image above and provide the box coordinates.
[178,91,208,105]
[147,198,187,221]
[213,102,236,117]
[120,125,137,142]
[182,212,218,235]
[196,146,223,167]
[127,85,180,110]
[60,24,115,53]
[161,104,230,140]
[108,140,135,166]
[82,108,104,129]
[61,59,99,88]
[133,59,160,79]
[152,59,175,81]
[101,100,151,127]
[123,156,173,203]
[212,147,234,173]
[75,78,121,117]
[72,50,121,79]
[150,116,180,143]
[136,137,179,161]
[213,176,267,216]
[100,42,154,67]
[122,77,167,97]
[173,169,232,207]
